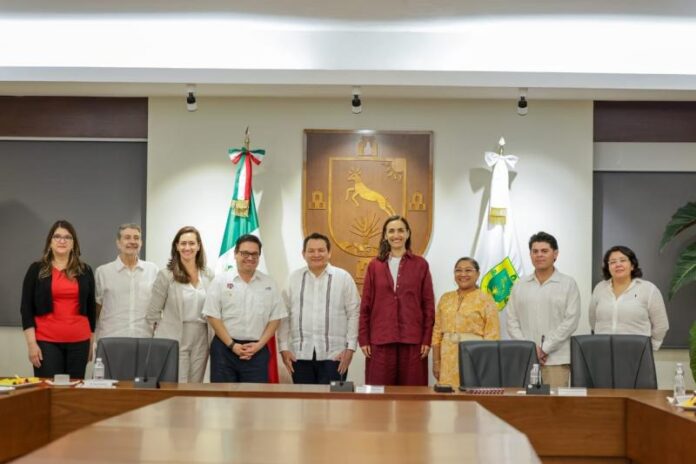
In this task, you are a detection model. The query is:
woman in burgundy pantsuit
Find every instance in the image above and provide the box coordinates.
[358,215,435,386]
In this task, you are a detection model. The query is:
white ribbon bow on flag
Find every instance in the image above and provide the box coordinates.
[484,152,519,169]
[484,152,518,212]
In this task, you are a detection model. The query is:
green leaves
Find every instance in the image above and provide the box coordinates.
[661,201,696,300]
[662,204,696,382]
[669,243,696,300]
[660,201,696,251]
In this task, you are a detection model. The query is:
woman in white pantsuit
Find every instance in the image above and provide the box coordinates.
[147,226,214,382]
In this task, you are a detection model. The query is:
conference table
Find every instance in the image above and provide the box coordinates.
[1,382,695,463]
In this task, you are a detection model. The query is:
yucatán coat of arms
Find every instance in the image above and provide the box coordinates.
[304,130,433,288]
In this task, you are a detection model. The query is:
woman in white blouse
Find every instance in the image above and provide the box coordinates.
[589,245,669,351]
[147,226,214,382]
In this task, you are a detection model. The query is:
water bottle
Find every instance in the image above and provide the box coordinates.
[529,363,541,387]
[673,363,686,398]
[93,357,105,380]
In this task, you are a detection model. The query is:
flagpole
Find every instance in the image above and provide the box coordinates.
[474,137,525,340]
[217,128,280,382]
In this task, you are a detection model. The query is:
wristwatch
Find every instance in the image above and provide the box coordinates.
[227,340,237,350]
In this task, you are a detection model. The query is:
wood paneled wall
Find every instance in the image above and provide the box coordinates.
[0,96,147,138]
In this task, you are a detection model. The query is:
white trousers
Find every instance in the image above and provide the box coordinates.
[179,322,209,383]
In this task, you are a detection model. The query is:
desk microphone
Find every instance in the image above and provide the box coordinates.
[135,323,159,389]
[329,352,355,392]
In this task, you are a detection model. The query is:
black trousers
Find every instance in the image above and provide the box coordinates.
[210,336,269,383]
[34,340,90,379]
[291,350,343,385]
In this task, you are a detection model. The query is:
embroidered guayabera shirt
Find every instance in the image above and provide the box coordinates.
[279,265,360,360]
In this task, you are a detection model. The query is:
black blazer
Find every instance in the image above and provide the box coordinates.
[20,261,96,332]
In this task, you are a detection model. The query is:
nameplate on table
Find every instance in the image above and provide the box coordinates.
[79,379,118,389]
[356,385,385,394]
[557,387,588,396]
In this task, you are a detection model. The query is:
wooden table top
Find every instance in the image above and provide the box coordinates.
[14,396,541,464]
[2,383,695,464]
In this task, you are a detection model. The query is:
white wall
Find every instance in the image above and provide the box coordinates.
[595,142,696,172]
[146,96,596,385]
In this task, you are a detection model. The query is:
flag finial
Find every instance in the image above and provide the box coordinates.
[498,137,505,155]
[244,126,250,150]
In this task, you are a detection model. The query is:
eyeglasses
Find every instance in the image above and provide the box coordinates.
[608,258,629,266]
[238,251,260,260]
[52,234,74,242]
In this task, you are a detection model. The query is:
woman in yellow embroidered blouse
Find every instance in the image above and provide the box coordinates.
[432,257,500,386]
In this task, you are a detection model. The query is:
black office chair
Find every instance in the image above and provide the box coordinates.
[570,334,657,389]
[458,340,539,388]
[95,337,179,382]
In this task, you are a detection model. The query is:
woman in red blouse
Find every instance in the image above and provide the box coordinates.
[358,215,435,386]
[20,220,96,379]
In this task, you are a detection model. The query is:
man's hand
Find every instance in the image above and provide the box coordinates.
[281,350,296,374]
[536,345,548,365]
[420,344,430,359]
[232,342,255,360]
[334,349,354,375]
[360,345,372,358]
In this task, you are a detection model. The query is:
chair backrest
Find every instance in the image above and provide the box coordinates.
[96,337,179,382]
[570,334,657,389]
[459,340,539,388]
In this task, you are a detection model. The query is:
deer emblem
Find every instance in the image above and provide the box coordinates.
[345,169,396,216]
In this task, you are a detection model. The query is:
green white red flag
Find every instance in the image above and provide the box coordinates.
[217,145,279,383]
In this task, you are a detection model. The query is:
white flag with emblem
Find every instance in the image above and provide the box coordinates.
[473,138,526,339]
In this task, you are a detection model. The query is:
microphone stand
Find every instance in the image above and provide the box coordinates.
[330,350,355,392]
[135,323,160,389]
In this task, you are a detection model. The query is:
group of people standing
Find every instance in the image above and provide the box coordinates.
[20,217,669,389]
[506,233,669,388]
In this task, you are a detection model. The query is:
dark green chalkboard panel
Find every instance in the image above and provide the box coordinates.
[593,171,696,348]
[0,141,147,326]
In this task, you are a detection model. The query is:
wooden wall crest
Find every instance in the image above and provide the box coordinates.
[304,130,433,287]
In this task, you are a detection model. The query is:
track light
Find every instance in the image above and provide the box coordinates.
[517,88,528,116]
[351,87,362,114]
[186,85,197,112]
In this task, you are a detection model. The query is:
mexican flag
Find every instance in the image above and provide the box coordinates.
[217,146,280,383]
[473,142,526,339]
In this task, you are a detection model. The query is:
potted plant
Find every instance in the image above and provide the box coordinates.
[660,201,696,383]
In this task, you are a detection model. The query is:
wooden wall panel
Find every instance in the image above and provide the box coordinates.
[0,96,147,138]
[594,101,696,142]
